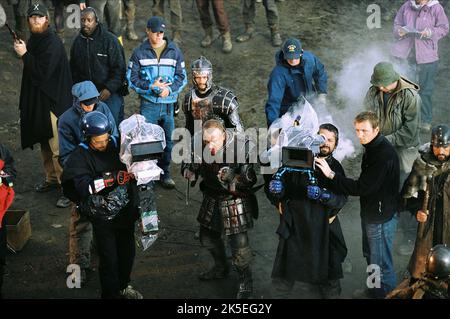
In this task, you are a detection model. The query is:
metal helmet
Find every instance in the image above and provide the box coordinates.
[191,56,213,92]
[81,111,111,139]
[431,124,450,148]
[426,244,450,279]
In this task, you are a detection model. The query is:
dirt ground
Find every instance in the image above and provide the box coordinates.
[1,0,450,299]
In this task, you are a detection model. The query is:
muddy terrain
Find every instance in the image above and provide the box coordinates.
[0,0,449,299]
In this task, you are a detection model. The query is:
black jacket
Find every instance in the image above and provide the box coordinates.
[70,23,126,94]
[332,133,400,224]
[61,138,138,226]
[0,144,16,182]
[19,27,73,149]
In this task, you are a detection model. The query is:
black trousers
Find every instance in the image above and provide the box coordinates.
[92,219,135,299]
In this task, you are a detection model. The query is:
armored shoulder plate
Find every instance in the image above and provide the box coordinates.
[212,87,239,115]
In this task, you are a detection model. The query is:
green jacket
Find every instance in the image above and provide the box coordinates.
[364,77,421,172]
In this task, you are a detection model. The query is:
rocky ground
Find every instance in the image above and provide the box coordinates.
[0,0,449,299]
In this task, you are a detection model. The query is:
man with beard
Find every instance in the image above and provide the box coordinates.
[401,124,450,280]
[183,56,244,136]
[267,123,348,299]
[182,119,258,299]
[58,81,118,284]
[13,3,73,208]
[79,0,122,42]
[70,7,127,125]
[316,112,400,298]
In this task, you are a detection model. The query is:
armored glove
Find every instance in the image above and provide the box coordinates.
[307,185,331,203]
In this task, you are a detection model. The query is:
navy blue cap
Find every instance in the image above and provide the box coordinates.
[282,38,303,60]
[147,16,166,33]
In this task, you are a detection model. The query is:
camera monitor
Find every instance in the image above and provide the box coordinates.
[131,140,164,162]
[282,147,314,169]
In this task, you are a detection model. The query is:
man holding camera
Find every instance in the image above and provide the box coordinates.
[61,111,141,299]
[267,123,348,299]
[182,118,258,299]
[316,111,400,298]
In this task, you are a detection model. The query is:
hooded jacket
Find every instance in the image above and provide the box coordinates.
[364,77,421,172]
[70,23,126,94]
[58,81,118,167]
[127,38,187,104]
[265,50,327,127]
[391,0,449,64]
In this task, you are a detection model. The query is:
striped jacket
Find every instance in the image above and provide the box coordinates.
[127,38,187,104]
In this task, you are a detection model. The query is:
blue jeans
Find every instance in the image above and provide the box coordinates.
[417,61,438,124]
[140,100,174,179]
[361,214,398,298]
[104,93,124,125]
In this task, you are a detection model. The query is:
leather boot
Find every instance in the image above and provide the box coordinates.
[236,25,255,43]
[270,25,282,47]
[201,27,213,48]
[236,267,253,299]
[198,246,229,280]
[222,31,233,53]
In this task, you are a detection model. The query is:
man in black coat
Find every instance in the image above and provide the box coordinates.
[13,3,72,208]
[62,111,141,299]
[70,7,127,125]
[267,123,348,299]
[316,111,400,299]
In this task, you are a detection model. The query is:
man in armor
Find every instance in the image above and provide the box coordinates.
[401,124,450,280]
[183,56,244,136]
[182,119,258,299]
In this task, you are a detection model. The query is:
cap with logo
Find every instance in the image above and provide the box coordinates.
[282,38,303,60]
[147,16,166,33]
[27,3,49,17]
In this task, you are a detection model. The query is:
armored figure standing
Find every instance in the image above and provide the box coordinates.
[182,119,258,299]
[183,56,244,136]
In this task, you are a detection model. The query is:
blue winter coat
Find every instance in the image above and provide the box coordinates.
[58,91,118,167]
[127,38,187,104]
[265,50,328,127]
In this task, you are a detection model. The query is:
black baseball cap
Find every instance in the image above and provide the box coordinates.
[282,38,303,60]
[27,3,49,17]
[147,16,166,33]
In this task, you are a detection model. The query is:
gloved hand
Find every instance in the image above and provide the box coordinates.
[307,185,331,202]
[269,179,284,197]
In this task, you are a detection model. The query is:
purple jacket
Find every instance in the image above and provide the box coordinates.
[391,0,449,64]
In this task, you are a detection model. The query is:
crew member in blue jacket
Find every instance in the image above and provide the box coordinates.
[127,16,187,189]
[58,80,118,284]
[265,38,328,127]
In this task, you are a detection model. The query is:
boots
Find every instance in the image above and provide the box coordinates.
[236,25,255,43]
[236,267,253,299]
[198,246,229,280]
[222,31,233,54]
[201,27,213,48]
[270,25,282,47]
[172,31,182,46]
[125,4,138,40]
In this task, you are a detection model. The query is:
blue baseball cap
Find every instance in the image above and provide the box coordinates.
[147,16,166,33]
[282,38,303,60]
